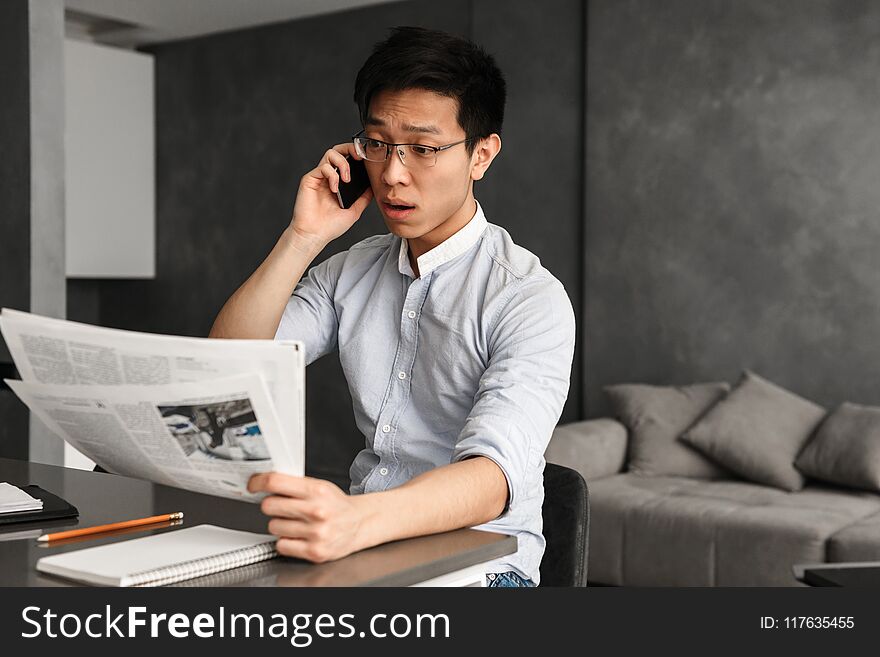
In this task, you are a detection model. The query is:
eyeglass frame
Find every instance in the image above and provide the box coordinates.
[352,129,476,168]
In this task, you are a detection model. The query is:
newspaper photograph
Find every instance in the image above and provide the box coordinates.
[161,398,271,463]
[4,373,298,502]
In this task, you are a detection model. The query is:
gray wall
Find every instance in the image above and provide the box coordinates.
[474,0,584,409]
[585,0,880,415]
[84,0,585,485]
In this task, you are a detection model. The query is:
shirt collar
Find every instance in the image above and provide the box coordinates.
[397,200,488,278]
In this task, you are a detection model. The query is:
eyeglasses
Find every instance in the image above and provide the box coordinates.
[352,130,473,169]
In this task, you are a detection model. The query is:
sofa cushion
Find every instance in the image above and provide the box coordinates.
[604,382,730,478]
[586,475,692,586]
[587,475,776,586]
[796,402,880,493]
[711,505,859,586]
[681,371,826,491]
[828,511,880,562]
[587,474,880,586]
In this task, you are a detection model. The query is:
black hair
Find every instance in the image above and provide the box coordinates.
[354,26,506,154]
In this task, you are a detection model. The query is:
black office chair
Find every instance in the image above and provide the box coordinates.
[539,462,589,587]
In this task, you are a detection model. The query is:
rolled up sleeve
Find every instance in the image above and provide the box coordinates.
[452,275,576,512]
[274,251,346,365]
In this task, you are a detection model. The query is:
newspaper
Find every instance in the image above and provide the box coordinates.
[0,309,305,502]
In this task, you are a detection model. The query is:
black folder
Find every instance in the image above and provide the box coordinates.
[0,485,78,526]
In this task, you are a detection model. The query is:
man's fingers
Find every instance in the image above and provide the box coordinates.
[325,149,350,181]
[276,537,332,563]
[332,142,360,161]
[276,536,336,563]
[260,494,311,519]
[319,163,340,193]
[269,521,337,562]
[349,186,374,215]
[275,537,310,560]
[267,518,311,539]
[249,472,316,497]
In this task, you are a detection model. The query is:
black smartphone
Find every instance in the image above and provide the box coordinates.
[336,157,372,209]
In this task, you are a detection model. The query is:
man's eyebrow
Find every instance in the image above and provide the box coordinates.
[364,116,442,135]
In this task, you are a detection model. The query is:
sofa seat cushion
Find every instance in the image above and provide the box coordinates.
[588,474,880,586]
[828,511,880,562]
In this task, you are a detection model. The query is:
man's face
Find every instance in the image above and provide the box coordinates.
[362,88,481,245]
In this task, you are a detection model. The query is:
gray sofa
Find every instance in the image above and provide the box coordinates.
[545,418,880,586]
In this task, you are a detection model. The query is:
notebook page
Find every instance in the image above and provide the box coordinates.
[36,525,275,586]
[0,482,43,513]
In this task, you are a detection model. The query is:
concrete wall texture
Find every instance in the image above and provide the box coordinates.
[585,0,880,415]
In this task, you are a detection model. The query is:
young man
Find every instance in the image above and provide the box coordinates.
[209,26,575,587]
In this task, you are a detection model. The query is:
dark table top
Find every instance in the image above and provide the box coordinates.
[0,457,515,587]
[800,565,880,587]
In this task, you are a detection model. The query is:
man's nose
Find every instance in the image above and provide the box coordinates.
[381,147,411,187]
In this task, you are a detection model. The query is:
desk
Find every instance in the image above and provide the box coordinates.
[0,458,516,587]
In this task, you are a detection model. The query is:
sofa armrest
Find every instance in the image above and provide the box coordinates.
[545,418,628,481]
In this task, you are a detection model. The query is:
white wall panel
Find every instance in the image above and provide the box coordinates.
[65,39,154,278]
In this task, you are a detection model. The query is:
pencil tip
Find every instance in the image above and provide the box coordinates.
[36,536,48,543]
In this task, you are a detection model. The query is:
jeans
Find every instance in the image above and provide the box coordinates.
[486,571,535,587]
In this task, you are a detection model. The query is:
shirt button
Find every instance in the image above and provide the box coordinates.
[407,310,416,319]
[379,467,389,476]
[488,573,496,581]
[398,371,406,380]
[381,424,391,433]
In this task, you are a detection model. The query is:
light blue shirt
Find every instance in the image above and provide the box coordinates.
[275,201,576,584]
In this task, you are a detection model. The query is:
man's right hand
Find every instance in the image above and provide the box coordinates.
[288,143,374,250]
[209,142,374,340]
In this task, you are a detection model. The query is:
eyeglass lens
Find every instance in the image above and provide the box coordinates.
[355,138,437,168]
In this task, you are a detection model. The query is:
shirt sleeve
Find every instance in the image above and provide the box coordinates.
[274,250,347,365]
[452,275,576,513]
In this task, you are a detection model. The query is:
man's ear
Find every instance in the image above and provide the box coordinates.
[470,134,502,181]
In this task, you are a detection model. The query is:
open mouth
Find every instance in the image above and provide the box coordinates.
[382,201,416,219]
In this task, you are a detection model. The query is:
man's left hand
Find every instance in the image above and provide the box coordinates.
[248,472,369,563]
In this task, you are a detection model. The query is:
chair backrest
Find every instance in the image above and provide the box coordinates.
[539,462,589,587]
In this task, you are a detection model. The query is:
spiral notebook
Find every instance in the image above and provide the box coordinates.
[36,525,277,587]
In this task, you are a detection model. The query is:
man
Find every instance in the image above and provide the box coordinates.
[209,26,575,587]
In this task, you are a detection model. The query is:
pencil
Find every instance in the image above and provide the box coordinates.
[36,512,184,543]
